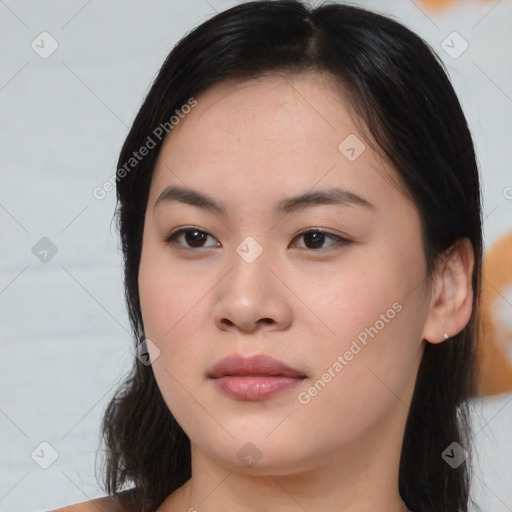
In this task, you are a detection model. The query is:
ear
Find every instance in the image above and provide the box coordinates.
[421,237,475,344]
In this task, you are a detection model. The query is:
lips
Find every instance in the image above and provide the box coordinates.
[208,353,306,401]
[208,353,306,379]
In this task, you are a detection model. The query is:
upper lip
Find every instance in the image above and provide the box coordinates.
[208,354,306,378]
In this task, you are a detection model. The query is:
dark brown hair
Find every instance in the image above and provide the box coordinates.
[97,1,483,511]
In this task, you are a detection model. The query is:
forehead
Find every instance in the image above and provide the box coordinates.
[150,73,404,210]
[171,72,352,146]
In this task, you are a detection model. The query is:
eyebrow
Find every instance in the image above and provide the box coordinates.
[153,185,376,215]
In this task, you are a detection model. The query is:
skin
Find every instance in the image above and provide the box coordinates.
[135,72,474,512]
[49,497,122,512]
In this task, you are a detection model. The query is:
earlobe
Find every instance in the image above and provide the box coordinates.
[421,238,475,344]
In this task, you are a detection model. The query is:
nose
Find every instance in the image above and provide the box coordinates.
[212,247,293,334]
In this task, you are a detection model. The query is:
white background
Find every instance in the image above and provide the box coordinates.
[0,0,511,510]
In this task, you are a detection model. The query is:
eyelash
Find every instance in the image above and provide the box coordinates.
[164,227,350,252]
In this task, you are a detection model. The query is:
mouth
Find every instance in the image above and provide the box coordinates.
[208,353,306,401]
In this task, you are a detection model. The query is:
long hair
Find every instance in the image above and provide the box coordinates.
[97,2,483,511]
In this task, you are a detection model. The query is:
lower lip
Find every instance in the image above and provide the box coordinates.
[211,376,305,401]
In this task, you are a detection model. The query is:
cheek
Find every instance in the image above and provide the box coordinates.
[311,244,421,347]
[300,243,426,413]
[138,247,207,426]
[138,238,213,388]
[311,285,418,387]
[138,237,208,341]
[296,296,423,446]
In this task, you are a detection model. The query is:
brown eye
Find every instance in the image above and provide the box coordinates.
[165,228,219,249]
[291,229,349,250]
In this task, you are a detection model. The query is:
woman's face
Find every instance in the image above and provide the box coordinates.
[138,73,432,475]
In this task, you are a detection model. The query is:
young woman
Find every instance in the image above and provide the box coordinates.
[53,1,483,511]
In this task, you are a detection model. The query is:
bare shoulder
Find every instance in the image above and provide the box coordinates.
[49,489,139,512]
[49,495,120,512]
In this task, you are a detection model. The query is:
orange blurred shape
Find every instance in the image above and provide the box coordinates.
[418,0,494,11]
[477,231,512,396]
